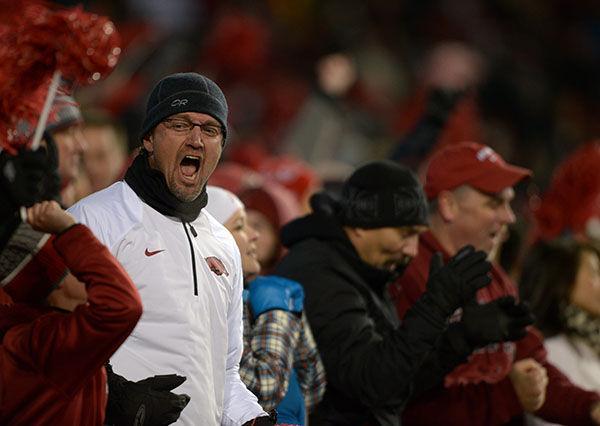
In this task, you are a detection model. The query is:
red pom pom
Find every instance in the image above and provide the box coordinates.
[534,141,600,240]
[0,1,121,152]
[53,6,121,85]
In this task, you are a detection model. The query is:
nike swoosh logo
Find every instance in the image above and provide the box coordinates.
[145,248,165,257]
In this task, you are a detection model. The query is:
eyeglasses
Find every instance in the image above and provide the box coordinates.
[162,118,223,140]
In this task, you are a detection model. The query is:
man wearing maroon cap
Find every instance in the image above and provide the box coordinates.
[389,142,600,425]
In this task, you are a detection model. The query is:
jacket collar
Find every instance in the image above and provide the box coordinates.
[281,212,395,296]
[419,230,506,284]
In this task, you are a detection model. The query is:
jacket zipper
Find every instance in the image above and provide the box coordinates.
[182,221,198,296]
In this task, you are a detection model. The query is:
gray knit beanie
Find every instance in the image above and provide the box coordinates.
[140,72,228,141]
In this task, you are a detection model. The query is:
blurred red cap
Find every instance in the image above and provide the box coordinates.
[208,161,263,195]
[239,181,302,231]
[259,155,321,203]
[425,142,531,199]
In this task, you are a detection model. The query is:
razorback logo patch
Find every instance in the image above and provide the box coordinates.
[205,256,229,276]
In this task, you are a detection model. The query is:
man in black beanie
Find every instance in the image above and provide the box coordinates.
[274,160,529,426]
[69,73,270,425]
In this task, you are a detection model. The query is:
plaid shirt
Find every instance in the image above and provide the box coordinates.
[240,303,326,412]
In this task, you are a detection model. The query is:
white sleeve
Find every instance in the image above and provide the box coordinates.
[221,254,267,426]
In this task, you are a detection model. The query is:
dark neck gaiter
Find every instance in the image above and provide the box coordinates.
[124,152,207,222]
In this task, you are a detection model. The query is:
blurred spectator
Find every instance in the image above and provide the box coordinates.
[257,155,321,213]
[199,9,309,151]
[283,51,383,169]
[44,88,88,207]
[125,0,205,37]
[225,143,321,212]
[81,109,129,193]
[227,141,271,171]
[205,185,325,425]
[208,161,264,195]
[390,42,485,170]
[275,160,499,425]
[532,141,600,243]
[520,238,600,425]
[53,0,600,210]
[239,181,302,274]
[390,142,600,425]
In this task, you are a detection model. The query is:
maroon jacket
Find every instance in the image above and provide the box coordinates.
[0,225,142,425]
[389,231,600,426]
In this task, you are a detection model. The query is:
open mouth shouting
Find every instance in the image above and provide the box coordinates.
[180,155,201,183]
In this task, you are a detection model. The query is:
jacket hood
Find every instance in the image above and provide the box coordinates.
[281,210,348,249]
[281,208,397,297]
[281,188,354,247]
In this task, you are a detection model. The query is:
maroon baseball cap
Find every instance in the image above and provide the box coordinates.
[424,142,532,200]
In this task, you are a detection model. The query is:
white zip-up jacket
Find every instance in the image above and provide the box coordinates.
[69,181,266,425]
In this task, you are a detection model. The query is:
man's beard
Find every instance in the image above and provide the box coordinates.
[170,183,203,202]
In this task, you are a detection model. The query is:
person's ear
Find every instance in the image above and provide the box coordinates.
[348,227,365,239]
[142,134,154,154]
[437,190,458,223]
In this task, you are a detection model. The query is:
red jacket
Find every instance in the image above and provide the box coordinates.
[0,225,142,425]
[389,231,600,426]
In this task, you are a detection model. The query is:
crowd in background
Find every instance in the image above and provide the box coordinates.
[49,0,600,264]
[2,1,599,425]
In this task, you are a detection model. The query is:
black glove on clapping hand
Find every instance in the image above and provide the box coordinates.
[461,296,535,347]
[424,245,492,317]
[105,364,191,426]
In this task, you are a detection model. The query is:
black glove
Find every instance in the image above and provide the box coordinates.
[461,296,535,347]
[424,245,492,316]
[243,410,277,425]
[105,364,191,426]
[0,144,60,214]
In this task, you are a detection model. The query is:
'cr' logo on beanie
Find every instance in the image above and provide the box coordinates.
[171,99,188,107]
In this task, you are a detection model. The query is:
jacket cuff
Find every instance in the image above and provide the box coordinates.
[441,324,474,367]
[52,223,93,250]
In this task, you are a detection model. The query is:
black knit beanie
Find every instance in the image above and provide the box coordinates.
[338,160,428,228]
[140,72,228,141]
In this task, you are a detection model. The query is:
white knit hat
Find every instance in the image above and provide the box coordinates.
[205,185,244,225]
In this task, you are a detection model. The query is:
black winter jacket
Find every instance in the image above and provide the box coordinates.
[275,211,471,426]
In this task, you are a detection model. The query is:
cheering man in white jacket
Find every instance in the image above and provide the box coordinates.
[69,73,268,425]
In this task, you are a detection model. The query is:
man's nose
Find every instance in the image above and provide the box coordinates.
[249,224,260,242]
[499,204,516,225]
[187,127,205,148]
[402,234,419,258]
